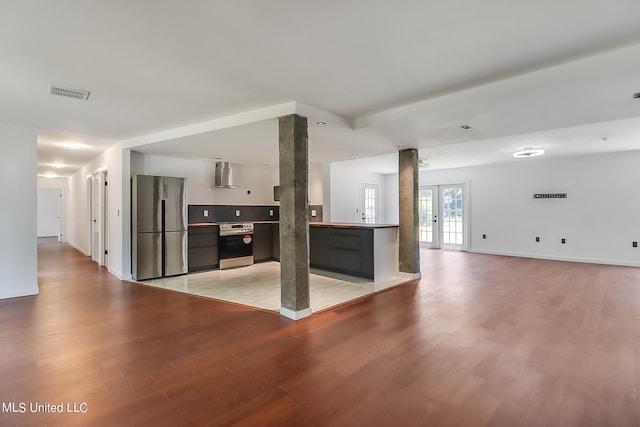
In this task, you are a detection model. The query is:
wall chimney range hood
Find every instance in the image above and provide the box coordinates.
[213,161,239,188]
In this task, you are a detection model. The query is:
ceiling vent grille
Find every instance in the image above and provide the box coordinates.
[49,85,91,100]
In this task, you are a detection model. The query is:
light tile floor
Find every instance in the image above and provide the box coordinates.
[140,262,413,312]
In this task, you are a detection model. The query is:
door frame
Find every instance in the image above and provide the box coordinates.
[89,168,109,267]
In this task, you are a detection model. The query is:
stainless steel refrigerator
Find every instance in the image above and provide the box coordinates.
[132,175,188,280]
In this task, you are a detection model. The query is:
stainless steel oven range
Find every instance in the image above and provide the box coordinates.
[218,222,254,269]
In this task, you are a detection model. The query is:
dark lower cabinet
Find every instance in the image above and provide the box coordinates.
[188,226,219,272]
[272,224,280,261]
[253,223,274,262]
[309,226,374,279]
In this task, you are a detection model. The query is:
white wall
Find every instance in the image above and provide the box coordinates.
[329,160,389,223]
[383,174,399,225]
[414,151,640,266]
[134,152,323,206]
[67,143,125,278]
[0,123,38,299]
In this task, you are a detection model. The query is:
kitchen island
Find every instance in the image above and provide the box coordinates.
[190,221,399,281]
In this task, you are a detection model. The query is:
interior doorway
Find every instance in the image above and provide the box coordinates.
[90,169,109,267]
[419,184,467,250]
[37,188,61,240]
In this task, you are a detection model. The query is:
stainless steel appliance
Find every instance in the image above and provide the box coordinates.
[132,175,188,280]
[218,222,254,269]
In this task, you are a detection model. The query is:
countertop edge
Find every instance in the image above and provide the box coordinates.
[189,221,398,229]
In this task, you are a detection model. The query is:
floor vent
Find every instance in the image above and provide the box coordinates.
[49,85,91,100]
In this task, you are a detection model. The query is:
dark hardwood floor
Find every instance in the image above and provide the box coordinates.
[1,238,639,426]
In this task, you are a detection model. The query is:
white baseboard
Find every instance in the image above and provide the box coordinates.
[68,241,89,257]
[467,249,640,268]
[0,285,39,300]
[280,306,312,320]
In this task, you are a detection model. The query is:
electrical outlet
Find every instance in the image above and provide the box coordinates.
[269,209,274,216]
[535,237,540,242]
[203,209,209,217]
[633,241,638,248]
[561,238,566,244]
[235,209,240,217]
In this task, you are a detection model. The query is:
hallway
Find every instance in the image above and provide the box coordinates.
[0,238,639,426]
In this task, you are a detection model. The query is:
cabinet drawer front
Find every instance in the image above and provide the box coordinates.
[188,232,218,248]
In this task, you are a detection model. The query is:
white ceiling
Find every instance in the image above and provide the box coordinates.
[1,1,639,177]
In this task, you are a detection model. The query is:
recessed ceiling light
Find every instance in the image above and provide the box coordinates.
[418,159,429,169]
[601,136,608,142]
[633,92,640,99]
[396,145,406,149]
[316,121,326,126]
[42,174,58,179]
[260,163,270,166]
[349,153,358,157]
[460,125,472,130]
[63,143,86,150]
[51,163,67,168]
[513,147,544,158]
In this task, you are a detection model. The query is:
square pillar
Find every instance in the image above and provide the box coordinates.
[279,114,312,320]
[398,148,421,276]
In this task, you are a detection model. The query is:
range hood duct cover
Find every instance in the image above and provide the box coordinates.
[214,161,239,188]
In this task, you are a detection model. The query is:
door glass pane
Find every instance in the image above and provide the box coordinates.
[419,189,434,243]
[442,186,463,245]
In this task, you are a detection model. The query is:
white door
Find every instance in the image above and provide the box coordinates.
[440,185,465,250]
[361,183,378,224]
[37,188,60,238]
[418,186,438,248]
[91,174,100,263]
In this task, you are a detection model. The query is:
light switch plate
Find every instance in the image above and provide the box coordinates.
[269,209,274,216]
[235,209,240,217]
[311,209,317,217]
[203,209,209,217]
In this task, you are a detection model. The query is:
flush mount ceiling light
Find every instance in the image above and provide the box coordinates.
[42,174,58,179]
[513,147,545,158]
[460,124,472,130]
[418,159,429,169]
[50,163,67,168]
[316,121,326,126]
[50,85,91,100]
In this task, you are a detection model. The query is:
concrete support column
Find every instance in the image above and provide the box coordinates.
[398,148,421,277]
[279,114,311,320]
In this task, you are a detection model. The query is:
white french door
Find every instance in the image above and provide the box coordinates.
[418,186,438,248]
[419,184,466,250]
[361,183,379,224]
[439,185,465,250]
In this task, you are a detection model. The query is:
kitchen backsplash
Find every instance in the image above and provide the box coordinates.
[188,204,323,223]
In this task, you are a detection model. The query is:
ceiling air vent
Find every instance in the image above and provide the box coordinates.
[49,85,91,100]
